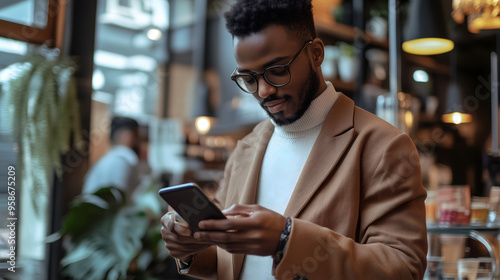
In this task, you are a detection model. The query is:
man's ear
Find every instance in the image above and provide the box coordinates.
[310,38,325,68]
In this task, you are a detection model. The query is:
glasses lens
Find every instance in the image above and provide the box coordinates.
[235,75,257,93]
[264,66,290,86]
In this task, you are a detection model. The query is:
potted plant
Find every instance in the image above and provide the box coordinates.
[337,42,359,83]
[322,45,340,79]
[56,184,167,280]
[366,1,388,41]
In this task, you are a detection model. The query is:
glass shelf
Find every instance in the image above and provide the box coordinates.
[427,224,500,235]
[427,224,500,279]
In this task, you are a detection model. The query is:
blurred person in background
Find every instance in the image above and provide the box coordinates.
[83,116,141,197]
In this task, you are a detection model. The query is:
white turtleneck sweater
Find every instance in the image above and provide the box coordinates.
[240,82,339,279]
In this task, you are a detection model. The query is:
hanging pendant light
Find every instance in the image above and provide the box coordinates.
[403,0,455,55]
[441,50,472,124]
[441,85,473,124]
[452,0,500,33]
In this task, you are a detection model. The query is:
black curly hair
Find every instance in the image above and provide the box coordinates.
[224,0,316,42]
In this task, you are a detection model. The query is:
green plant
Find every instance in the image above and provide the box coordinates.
[369,1,389,19]
[332,4,344,23]
[0,51,82,213]
[337,42,355,57]
[57,180,169,280]
[59,187,150,280]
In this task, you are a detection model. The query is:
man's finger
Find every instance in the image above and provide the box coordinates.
[193,230,247,244]
[174,222,192,237]
[198,216,258,231]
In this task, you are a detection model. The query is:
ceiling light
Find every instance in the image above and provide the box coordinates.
[441,112,472,124]
[442,53,472,125]
[94,50,157,72]
[94,50,128,70]
[402,38,454,56]
[413,70,429,83]
[92,68,105,90]
[146,27,163,41]
[452,0,500,33]
[403,0,454,55]
[195,117,212,135]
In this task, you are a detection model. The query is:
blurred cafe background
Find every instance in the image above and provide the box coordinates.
[1,0,500,279]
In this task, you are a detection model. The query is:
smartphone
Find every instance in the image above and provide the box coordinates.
[158,182,226,232]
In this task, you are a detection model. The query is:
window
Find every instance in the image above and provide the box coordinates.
[0,0,64,278]
[0,0,63,47]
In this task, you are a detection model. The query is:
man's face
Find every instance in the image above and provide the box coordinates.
[233,25,321,126]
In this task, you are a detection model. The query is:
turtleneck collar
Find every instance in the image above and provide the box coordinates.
[271,82,339,138]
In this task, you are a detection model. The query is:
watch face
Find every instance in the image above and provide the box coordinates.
[273,251,284,265]
[178,257,193,268]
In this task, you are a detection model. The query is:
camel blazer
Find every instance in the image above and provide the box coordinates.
[181,93,428,280]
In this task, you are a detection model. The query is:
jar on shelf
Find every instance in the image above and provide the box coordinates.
[470,196,489,225]
[437,185,471,226]
[439,235,466,276]
[488,186,500,225]
[425,190,437,224]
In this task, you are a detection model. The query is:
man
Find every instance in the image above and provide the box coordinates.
[161,1,427,279]
[83,116,141,196]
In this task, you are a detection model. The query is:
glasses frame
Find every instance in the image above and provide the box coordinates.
[230,40,313,94]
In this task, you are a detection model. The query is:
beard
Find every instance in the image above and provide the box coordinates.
[262,69,320,126]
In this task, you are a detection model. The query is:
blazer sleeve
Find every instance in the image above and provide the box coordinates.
[274,133,428,280]
[176,246,218,279]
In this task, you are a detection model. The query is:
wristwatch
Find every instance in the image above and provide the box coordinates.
[178,255,194,269]
[273,217,292,266]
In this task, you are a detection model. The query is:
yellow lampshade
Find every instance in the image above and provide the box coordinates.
[403,0,454,56]
[402,38,455,56]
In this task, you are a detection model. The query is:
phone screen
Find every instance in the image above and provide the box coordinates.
[158,183,226,232]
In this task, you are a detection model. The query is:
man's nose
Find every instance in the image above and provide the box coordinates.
[257,76,277,99]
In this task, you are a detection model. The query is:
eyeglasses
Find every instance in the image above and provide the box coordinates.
[230,40,313,94]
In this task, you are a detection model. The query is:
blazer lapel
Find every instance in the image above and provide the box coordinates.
[228,120,274,279]
[284,94,356,218]
[229,120,274,205]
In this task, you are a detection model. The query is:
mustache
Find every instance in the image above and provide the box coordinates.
[260,95,289,107]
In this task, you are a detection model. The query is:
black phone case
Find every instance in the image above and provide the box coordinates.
[158,183,226,232]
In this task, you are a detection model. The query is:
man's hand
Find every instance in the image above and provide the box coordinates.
[193,204,287,256]
[160,211,212,261]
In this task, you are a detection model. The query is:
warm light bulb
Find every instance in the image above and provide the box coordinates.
[441,112,472,124]
[402,38,454,55]
[452,112,462,124]
[405,111,414,128]
[195,117,211,134]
